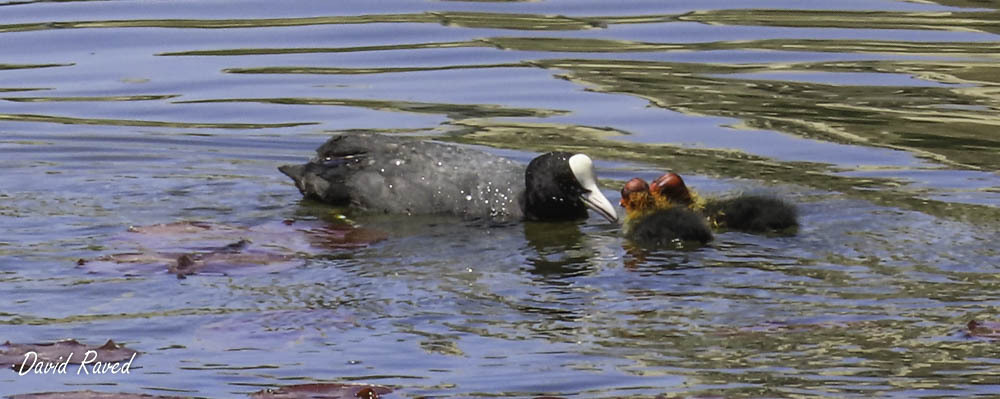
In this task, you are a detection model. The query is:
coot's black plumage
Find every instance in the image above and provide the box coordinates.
[279,133,618,224]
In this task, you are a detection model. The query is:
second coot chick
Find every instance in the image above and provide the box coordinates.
[620,178,713,247]
[702,195,798,233]
[650,173,798,234]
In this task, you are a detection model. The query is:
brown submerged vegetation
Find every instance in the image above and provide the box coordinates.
[77,220,386,278]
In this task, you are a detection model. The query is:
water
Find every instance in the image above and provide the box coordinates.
[2,0,999,397]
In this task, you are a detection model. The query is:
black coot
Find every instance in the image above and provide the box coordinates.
[279,133,618,224]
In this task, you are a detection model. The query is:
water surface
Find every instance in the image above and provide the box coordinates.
[1,1,998,398]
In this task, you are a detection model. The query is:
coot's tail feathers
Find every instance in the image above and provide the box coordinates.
[279,134,375,204]
[278,161,352,204]
[628,207,713,248]
[704,195,798,234]
[277,163,311,197]
[277,164,303,183]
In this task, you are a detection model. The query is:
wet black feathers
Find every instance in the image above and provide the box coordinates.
[704,195,798,233]
[627,207,713,247]
[279,134,600,223]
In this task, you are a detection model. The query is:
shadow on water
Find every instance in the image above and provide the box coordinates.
[522,221,593,279]
[1,1,999,398]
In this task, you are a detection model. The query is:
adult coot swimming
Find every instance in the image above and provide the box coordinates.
[620,177,713,247]
[650,173,798,234]
[279,133,618,224]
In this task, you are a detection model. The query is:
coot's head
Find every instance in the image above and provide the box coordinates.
[523,152,618,223]
[619,177,655,220]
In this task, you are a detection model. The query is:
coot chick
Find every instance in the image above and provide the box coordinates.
[702,195,798,233]
[620,177,713,247]
[649,172,706,212]
[279,133,618,224]
[650,173,798,234]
